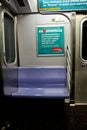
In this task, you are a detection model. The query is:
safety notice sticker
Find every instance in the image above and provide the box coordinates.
[37,26,64,56]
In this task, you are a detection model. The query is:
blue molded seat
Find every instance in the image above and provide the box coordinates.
[3,67,69,98]
[12,67,69,98]
[18,67,67,87]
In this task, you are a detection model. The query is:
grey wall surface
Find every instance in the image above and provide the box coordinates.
[17,13,72,67]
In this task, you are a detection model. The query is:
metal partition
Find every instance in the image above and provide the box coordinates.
[12,12,74,98]
[17,13,72,67]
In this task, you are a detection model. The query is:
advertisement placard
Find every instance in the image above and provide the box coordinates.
[39,0,87,12]
[37,26,64,56]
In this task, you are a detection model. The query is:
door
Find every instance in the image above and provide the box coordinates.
[1,9,18,96]
[75,15,87,104]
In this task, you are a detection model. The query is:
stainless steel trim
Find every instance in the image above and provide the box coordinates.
[1,9,17,66]
[66,46,72,93]
[75,103,87,105]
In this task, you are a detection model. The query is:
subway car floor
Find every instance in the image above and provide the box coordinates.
[0,98,87,130]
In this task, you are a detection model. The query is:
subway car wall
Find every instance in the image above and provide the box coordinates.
[0,0,87,105]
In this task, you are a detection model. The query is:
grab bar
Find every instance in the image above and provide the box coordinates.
[66,46,72,93]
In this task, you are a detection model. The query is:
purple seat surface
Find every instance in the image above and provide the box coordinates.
[3,67,69,98]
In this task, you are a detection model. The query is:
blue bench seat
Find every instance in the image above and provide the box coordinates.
[3,67,69,98]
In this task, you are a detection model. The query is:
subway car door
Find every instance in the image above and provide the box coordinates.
[75,15,87,104]
[0,9,18,96]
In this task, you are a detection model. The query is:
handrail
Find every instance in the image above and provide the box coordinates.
[66,46,71,93]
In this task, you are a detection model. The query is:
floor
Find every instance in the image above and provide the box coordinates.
[0,97,87,130]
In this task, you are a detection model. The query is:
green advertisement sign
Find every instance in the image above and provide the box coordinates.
[39,0,87,11]
[37,26,64,56]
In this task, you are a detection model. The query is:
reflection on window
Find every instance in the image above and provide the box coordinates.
[4,13,15,64]
[82,20,87,60]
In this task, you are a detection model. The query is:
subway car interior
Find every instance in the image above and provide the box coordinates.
[0,0,87,130]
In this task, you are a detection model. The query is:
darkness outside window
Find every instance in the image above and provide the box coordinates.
[4,13,15,64]
[82,20,87,60]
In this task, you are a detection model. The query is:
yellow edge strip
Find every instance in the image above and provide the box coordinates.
[39,8,60,11]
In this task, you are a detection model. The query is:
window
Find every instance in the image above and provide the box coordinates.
[81,19,87,61]
[3,12,16,64]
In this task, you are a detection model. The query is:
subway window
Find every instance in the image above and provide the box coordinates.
[81,20,87,61]
[4,12,15,64]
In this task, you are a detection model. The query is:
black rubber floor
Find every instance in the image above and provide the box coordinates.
[0,98,87,130]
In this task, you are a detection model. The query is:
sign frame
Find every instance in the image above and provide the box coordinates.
[36,25,65,57]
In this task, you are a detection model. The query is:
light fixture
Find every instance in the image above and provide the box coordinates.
[0,2,2,6]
